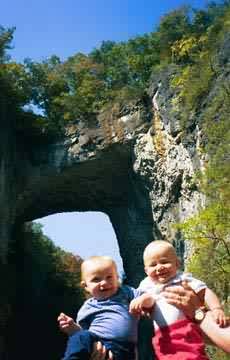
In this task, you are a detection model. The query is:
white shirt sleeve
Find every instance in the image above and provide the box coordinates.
[181,272,207,294]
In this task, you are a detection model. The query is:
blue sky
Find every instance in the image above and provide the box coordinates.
[2,0,209,274]
[2,0,209,63]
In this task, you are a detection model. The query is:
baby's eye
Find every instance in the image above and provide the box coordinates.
[92,277,100,282]
[160,259,169,264]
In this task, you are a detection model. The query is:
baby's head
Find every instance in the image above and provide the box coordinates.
[81,256,119,300]
[143,240,180,284]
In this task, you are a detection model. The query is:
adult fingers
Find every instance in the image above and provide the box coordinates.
[108,350,114,359]
[90,342,107,360]
[219,314,228,328]
[163,282,200,319]
[225,316,230,327]
[141,310,151,318]
[162,286,184,304]
[181,280,193,291]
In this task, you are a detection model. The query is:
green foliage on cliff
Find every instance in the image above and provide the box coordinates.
[176,102,230,358]
[170,2,230,123]
[0,27,29,109]
[172,5,230,357]
[177,114,230,302]
[1,1,229,140]
[171,1,230,302]
[6,222,84,360]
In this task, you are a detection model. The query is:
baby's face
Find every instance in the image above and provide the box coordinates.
[144,245,179,284]
[82,262,119,300]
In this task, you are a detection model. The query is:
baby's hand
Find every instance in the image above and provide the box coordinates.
[57,312,81,335]
[211,308,228,327]
[129,298,143,316]
[129,294,155,317]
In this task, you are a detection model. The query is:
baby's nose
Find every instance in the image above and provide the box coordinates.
[156,264,164,270]
[100,280,107,287]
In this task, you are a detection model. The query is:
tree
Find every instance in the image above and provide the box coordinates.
[0,26,14,63]
[6,222,85,360]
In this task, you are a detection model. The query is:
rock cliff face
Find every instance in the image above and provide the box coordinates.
[0,67,206,287]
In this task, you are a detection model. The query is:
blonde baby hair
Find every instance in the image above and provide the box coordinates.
[143,240,177,265]
[81,255,118,281]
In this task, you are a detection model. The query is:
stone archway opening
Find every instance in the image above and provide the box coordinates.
[34,211,124,276]
[11,139,155,286]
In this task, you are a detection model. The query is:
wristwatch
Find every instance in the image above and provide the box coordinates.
[194,307,206,322]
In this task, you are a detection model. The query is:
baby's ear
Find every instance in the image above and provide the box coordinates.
[176,257,181,268]
[80,280,86,288]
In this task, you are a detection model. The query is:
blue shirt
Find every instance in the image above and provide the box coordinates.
[77,285,141,343]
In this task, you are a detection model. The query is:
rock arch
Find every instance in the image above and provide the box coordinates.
[1,107,155,287]
[0,76,204,287]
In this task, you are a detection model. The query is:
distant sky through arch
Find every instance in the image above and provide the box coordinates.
[35,212,124,275]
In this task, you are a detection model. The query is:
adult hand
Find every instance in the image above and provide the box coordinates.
[200,310,230,353]
[90,342,113,360]
[162,281,202,319]
[211,308,229,328]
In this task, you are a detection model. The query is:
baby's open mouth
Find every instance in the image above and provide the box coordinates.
[157,272,168,277]
[100,288,111,291]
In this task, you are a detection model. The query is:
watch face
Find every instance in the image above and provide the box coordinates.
[195,309,205,321]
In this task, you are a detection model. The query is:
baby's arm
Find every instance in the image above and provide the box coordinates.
[129,293,155,316]
[57,312,82,335]
[204,288,228,327]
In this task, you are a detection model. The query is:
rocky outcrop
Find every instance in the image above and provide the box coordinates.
[133,67,206,263]
[0,67,207,287]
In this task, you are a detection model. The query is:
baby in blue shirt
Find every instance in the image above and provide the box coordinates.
[58,256,143,360]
